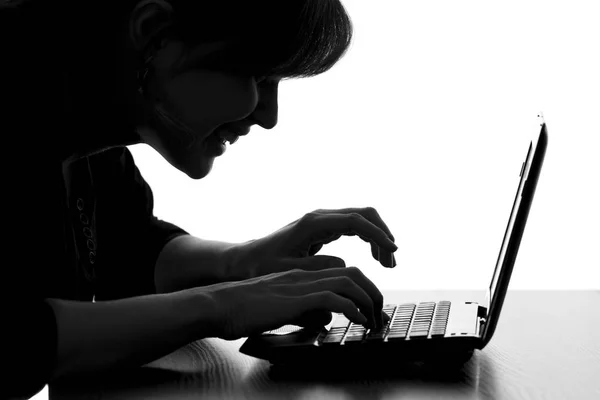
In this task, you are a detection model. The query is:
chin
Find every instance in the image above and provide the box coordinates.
[178,155,215,180]
[149,140,214,180]
[185,167,212,180]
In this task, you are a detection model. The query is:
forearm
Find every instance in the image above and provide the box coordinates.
[155,234,243,293]
[45,289,216,382]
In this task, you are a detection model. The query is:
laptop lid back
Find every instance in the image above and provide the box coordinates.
[479,114,548,349]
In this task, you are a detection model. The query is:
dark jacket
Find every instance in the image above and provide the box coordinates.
[1,2,188,398]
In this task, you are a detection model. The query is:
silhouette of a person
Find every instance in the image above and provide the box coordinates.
[0,1,397,398]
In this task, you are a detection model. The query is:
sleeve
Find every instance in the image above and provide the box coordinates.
[92,148,190,301]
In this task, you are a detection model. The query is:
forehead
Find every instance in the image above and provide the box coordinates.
[174,39,283,82]
[176,39,266,75]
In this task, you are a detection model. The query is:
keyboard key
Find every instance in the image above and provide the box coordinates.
[387,331,408,340]
[347,323,365,331]
[348,325,364,330]
[344,325,366,343]
[398,303,416,308]
[323,334,344,344]
[328,328,347,336]
[366,328,387,340]
[344,334,365,343]
[430,301,451,336]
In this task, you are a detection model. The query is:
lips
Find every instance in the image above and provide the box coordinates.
[217,127,250,144]
[218,131,239,144]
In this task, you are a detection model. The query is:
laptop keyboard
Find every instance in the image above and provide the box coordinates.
[321,301,451,345]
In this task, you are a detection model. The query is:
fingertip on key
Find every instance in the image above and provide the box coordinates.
[383,312,391,323]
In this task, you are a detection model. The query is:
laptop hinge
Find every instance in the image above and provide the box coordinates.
[476,305,488,342]
[477,305,488,318]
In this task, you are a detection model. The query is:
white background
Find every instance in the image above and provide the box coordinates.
[34,1,599,399]
[129,0,600,291]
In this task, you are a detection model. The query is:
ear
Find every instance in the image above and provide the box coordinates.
[129,0,174,52]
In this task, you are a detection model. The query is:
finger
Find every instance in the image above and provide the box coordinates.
[306,267,384,328]
[295,310,333,328]
[282,268,383,328]
[285,276,376,327]
[303,292,368,325]
[340,267,385,328]
[361,237,394,268]
[297,212,397,253]
[377,246,396,268]
[283,255,346,272]
[314,207,397,244]
[383,310,391,324]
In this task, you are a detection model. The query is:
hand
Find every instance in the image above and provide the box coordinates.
[227,207,398,280]
[200,266,389,340]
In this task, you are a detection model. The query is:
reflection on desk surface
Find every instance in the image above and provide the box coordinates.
[49,291,600,400]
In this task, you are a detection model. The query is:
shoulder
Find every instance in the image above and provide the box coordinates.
[92,147,136,166]
[88,147,147,189]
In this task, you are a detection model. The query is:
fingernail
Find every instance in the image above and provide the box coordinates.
[381,253,394,268]
[330,258,345,268]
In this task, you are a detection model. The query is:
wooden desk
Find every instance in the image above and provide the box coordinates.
[49,290,600,400]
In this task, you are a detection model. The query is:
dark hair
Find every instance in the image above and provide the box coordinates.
[126,0,354,81]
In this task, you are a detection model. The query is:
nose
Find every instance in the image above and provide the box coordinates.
[250,80,279,130]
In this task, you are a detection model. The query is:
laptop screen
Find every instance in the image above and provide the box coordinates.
[488,143,532,301]
[480,114,548,348]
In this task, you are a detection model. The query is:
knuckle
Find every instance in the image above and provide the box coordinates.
[346,266,363,277]
[349,212,363,222]
[320,291,337,303]
[363,206,378,216]
[282,268,305,279]
[341,297,356,311]
[336,275,355,288]
[290,268,307,276]
[300,212,318,225]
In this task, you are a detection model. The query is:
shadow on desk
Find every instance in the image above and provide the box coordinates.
[50,336,498,400]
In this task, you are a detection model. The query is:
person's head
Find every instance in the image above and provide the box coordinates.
[121,0,353,179]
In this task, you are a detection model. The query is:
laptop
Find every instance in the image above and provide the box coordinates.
[240,114,548,368]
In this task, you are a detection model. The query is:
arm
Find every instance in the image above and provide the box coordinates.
[155,235,247,294]
[46,289,216,382]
